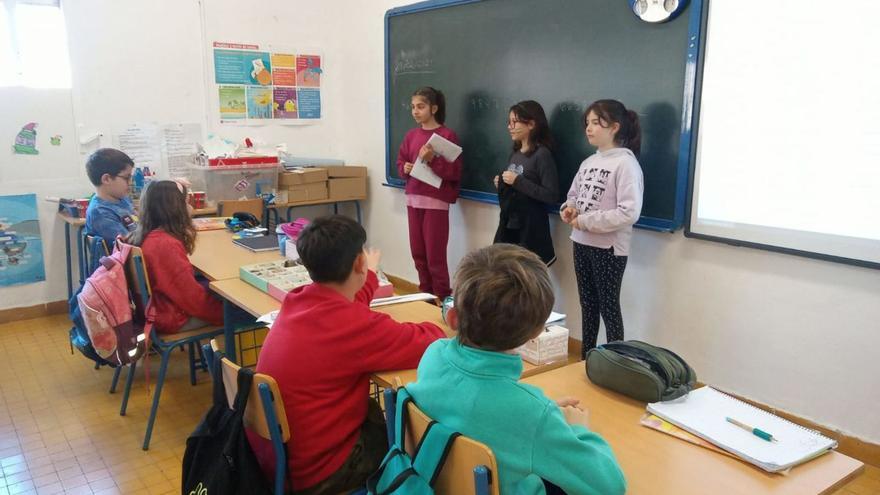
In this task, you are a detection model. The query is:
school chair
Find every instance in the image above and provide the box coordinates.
[218,198,264,225]
[81,233,109,281]
[204,339,290,495]
[118,242,226,450]
[383,388,499,495]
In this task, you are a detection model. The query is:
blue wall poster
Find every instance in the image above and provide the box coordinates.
[0,194,46,287]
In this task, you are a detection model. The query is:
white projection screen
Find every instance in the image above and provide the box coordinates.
[687,1,880,268]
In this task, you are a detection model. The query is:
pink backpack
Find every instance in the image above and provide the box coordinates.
[77,243,149,366]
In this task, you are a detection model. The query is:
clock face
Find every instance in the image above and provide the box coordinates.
[632,0,684,23]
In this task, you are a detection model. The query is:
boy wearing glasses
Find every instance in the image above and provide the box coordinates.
[85,148,138,243]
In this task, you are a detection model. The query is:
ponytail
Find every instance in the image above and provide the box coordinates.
[620,109,641,157]
[413,87,447,125]
[584,99,642,157]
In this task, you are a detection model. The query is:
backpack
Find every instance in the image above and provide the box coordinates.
[75,242,148,367]
[182,355,272,495]
[69,236,113,367]
[367,388,460,495]
[585,340,697,402]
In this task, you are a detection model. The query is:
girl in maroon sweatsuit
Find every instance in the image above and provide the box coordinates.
[396,87,462,299]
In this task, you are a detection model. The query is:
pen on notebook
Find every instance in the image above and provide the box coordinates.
[726,417,778,442]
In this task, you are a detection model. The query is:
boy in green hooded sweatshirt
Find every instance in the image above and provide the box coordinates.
[407,244,626,494]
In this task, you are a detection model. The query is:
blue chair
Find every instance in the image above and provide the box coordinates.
[204,340,290,495]
[383,388,498,495]
[119,243,226,450]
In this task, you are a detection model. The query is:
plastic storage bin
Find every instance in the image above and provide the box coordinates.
[189,163,279,207]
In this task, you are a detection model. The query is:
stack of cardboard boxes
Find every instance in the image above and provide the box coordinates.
[277,166,368,204]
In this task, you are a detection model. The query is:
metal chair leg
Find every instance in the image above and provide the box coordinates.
[142,349,172,450]
[120,361,137,416]
[188,342,197,386]
[109,366,122,393]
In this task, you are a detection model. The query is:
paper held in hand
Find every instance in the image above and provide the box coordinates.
[410,133,463,189]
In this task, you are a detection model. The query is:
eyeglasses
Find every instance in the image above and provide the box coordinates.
[507,119,525,128]
[116,174,133,183]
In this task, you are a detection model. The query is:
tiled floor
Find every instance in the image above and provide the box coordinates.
[0,313,878,495]
[0,315,213,495]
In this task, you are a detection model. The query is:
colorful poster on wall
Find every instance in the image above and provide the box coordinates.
[296,55,322,87]
[273,87,298,118]
[219,86,246,121]
[246,86,273,119]
[297,89,321,119]
[214,43,272,86]
[212,41,323,124]
[271,53,296,86]
[0,194,46,287]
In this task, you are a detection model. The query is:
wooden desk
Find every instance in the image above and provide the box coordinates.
[189,229,282,281]
[208,277,568,386]
[521,363,864,495]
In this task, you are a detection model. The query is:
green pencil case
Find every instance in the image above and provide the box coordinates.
[585,340,696,402]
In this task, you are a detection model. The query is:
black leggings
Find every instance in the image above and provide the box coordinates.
[573,243,628,358]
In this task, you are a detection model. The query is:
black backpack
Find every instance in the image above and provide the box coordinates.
[182,354,272,495]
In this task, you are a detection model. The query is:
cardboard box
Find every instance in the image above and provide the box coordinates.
[325,165,367,178]
[517,325,569,365]
[287,181,328,202]
[328,177,367,200]
[279,168,328,186]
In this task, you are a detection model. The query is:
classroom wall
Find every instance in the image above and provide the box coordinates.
[3,0,877,444]
[0,87,83,309]
[335,0,880,444]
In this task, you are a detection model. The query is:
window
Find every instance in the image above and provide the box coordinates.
[0,0,71,88]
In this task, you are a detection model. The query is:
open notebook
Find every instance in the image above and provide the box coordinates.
[647,387,837,473]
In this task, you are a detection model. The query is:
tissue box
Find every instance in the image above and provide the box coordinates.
[375,270,394,298]
[517,325,569,365]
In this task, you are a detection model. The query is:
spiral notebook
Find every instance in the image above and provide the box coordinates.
[647,387,837,473]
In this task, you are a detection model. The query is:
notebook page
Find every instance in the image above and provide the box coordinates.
[647,387,836,472]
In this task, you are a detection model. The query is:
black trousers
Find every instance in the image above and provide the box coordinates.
[573,243,628,358]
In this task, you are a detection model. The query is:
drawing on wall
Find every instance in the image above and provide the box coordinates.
[13,123,39,155]
[0,194,46,287]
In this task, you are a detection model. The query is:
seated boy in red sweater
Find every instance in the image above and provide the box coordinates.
[248,215,446,494]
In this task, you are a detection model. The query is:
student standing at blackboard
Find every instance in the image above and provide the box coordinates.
[493,100,559,265]
[396,87,462,299]
[560,100,643,357]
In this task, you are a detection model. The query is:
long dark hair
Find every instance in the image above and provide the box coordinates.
[584,99,641,157]
[413,86,446,125]
[510,100,553,153]
[128,180,196,253]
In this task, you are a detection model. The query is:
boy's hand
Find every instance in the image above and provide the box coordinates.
[555,396,581,408]
[561,405,590,429]
[493,175,499,189]
[364,248,382,272]
[418,144,435,162]
[404,162,414,175]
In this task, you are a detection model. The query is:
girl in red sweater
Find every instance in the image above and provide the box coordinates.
[396,86,462,299]
[127,180,223,333]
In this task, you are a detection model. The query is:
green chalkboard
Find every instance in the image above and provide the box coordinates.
[384,0,706,231]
